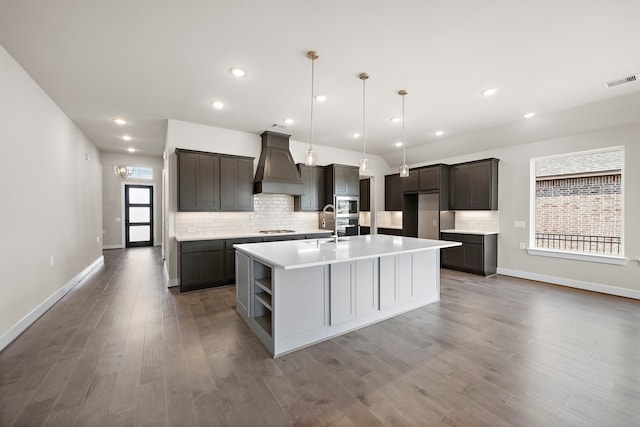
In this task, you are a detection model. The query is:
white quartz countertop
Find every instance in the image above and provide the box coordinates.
[440,229,499,235]
[175,229,331,242]
[234,234,461,270]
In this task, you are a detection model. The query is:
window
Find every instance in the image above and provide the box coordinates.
[530,147,625,264]
[127,166,153,180]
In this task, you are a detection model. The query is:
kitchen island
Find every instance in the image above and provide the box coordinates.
[234,234,460,357]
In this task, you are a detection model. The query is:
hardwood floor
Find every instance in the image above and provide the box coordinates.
[1,247,639,426]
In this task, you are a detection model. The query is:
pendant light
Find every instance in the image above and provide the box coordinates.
[305,50,319,166]
[398,90,409,177]
[358,72,370,174]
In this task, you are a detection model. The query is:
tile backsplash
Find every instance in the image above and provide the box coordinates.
[175,194,319,234]
[377,211,403,228]
[454,211,500,232]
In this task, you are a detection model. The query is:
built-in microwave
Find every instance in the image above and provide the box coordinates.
[335,196,358,217]
[336,217,359,236]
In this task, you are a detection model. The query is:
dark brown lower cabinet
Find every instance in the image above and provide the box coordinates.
[441,232,497,276]
[378,227,403,236]
[360,226,370,235]
[179,232,332,292]
[179,240,225,292]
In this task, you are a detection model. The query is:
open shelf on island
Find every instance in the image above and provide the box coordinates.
[255,278,272,294]
[254,313,272,337]
[255,292,272,310]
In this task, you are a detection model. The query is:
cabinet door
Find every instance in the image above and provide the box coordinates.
[334,166,348,195]
[202,250,225,285]
[359,179,371,211]
[296,165,313,211]
[397,254,413,303]
[178,153,198,211]
[180,252,204,290]
[220,157,254,211]
[314,167,326,210]
[468,162,492,210]
[450,165,471,210]
[235,158,254,211]
[198,154,220,210]
[401,169,419,193]
[355,259,378,317]
[419,167,440,191]
[450,159,498,210]
[385,174,402,211]
[345,167,360,196]
[379,255,398,309]
[235,252,250,316]
[330,262,356,325]
[462,243,484,273]
[442,245,463,269]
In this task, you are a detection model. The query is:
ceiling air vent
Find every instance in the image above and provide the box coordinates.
[603,73,638,89]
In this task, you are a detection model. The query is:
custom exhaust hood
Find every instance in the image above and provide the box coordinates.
[254,131,306,195]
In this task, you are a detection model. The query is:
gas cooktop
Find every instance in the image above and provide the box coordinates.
[258,229,296,234]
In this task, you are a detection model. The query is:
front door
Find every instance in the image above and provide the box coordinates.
[125,184,153,248]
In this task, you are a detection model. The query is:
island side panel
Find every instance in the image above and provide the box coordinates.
[235,251,250,317]
[273,265,329,357]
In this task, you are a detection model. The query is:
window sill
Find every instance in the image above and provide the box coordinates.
[526,247,628,266]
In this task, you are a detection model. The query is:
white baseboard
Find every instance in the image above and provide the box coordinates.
[496,267,640,300]
[0,256,105,352]
[103,244,123,250]
[163,261,179,288]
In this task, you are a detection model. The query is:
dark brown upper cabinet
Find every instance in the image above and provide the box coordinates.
[176,149,220,211]
[359,178,371,212]
[400,169,419,193]
[325,164,359,202]
[220,156,254,211]
[176,149,254,212]
[449,158,499,210]
[384,173,402,211]
[294,164,326,211]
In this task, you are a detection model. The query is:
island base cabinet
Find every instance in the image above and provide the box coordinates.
[235,250,442,358]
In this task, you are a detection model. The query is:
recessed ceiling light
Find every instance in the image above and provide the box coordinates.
[434,130,444,136]
[229,67,246,78]
[395,141,403,147]
[315,95,327,102]
[122,135,132,141]
[522,112,536,119]
[283,118,294,125]
[211,100,224,109]
[128,147,135,153]
[352,133,361,138]
[481,88,498,97]
[113,117,127,125]
[390,117,401,123]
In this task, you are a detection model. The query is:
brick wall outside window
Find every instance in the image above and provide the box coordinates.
[535,174,621,254]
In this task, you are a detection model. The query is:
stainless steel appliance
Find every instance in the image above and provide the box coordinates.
[335,196,358,216]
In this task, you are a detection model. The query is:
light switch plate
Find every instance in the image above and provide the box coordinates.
[514,220,526,228]
[519,242,526,250]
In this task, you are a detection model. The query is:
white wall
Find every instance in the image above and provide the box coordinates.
[100,152,164,248]
[0,44,103,348]
[164,119,392,283]
[405,122,640,294]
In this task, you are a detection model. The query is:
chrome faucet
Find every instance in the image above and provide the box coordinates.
[321,204,335,228]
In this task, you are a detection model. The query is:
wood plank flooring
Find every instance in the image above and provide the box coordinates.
[1,247,639,426]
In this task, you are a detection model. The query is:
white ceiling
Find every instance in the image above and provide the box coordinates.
[1,0,639,163]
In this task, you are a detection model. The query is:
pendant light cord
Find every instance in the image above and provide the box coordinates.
[362,76,366,158]
[402,92,406,164]
[309,56,315,151]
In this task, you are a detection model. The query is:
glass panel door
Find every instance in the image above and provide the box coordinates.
[125,184,153,247]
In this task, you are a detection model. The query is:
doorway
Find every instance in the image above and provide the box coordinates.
[125,184,154,247]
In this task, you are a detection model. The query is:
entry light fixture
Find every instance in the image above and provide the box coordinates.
[305,50,319,166]
[358,72,370,174]
[399,90,409,178]
[114,165,133,179]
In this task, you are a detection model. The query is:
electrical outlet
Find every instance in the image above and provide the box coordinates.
[50,256,54,267]
[115,217,121,223]
[514,220,526,228]
[96,236,100,243]
[519,242,526,250]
